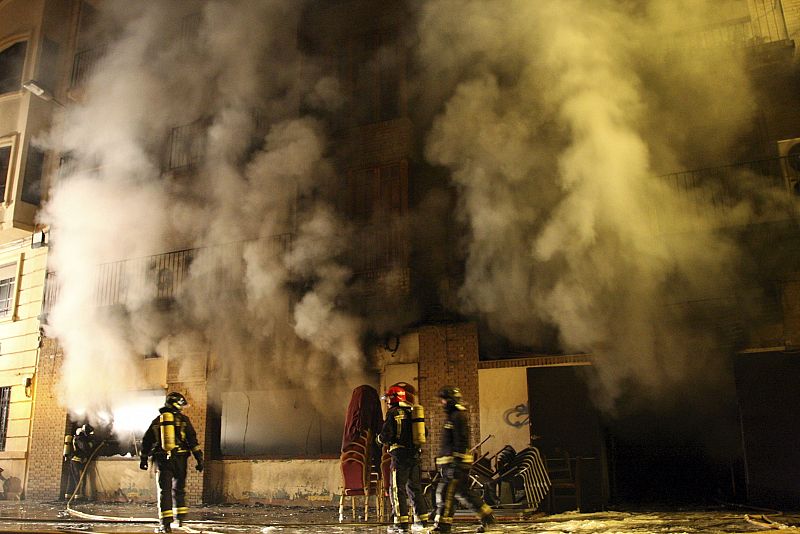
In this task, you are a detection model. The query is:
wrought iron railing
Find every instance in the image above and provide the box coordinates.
[665,4,790,52]
[42,233,293,315]
[70,45,107,88]
[655,156,798,230]
[166,119,206,171]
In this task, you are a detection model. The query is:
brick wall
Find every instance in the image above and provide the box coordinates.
[26,338,69,500]
[167,380,208,505]
[344,118,413,168]
[417,322,480,472]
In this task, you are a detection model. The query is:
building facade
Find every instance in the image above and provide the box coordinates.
[1,0,800,510]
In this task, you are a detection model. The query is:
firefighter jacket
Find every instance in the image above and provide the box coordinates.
[141,406,201,459]
[436,403,473,466]
[71,430,95,463]
[377,402,416,454]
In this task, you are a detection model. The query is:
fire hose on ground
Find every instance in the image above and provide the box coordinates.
[63,446,381,531]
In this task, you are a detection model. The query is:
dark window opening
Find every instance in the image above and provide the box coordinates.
[344,162,409,272]
[0,41,27,94]
[37,38,60,96]
[22,146,45,205]
[0,145,11,201]
[339,30,404,126]
[0,386,11,451]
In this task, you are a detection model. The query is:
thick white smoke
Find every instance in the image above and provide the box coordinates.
[41,0,365,424]
[416,0,782,410]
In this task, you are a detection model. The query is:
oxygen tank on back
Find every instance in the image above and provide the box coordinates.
[411,404,426,445]
[160,411,177,455]
[63,434,74,459]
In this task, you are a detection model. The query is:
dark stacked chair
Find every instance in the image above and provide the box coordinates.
[467,445,551,512]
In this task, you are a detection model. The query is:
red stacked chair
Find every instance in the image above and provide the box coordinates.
[339,430,383,521]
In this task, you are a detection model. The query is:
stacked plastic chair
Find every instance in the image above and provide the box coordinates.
[339,385,385,522]
[339,429,383,521]
[492,446,551,511]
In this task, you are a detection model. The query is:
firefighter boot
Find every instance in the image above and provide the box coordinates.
[430,523,451,534]
[387,524,410,534]
[155,520,172,534]
[476,514,499,533]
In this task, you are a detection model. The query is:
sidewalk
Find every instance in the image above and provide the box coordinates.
[0,501,797,533]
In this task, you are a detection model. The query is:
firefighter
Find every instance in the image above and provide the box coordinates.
[377,383,430,533]
[140,392,204,533]
[64,424,96,500]
[431,386,497,534]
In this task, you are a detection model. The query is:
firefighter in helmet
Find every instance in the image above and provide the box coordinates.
[377,383,430,533]
[140,392,204,533]
[63,423,96,500]
[431,386,497,533]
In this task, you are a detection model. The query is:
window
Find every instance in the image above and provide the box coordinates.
[0,263,17,318]
[339,30,405,125]
[220,388,343,457]
[37,38,60,97]
[70,45,106,89]
[0,145,10,202]
[344,162,409,272]
[21,146,45,205]
[0,41,26,94]
[0,386,10,451]
[345,161,408,221]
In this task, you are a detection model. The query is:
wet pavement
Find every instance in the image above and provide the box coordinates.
[0,502,797,534]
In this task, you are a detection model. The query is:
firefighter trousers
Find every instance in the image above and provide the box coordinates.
[389,450,429,526]
[66,459,88,498]
[433,464,492,527]
[155,453,189,526]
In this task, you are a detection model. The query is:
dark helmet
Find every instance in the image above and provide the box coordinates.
[165,391,188,411]
[82,424,94,435]
[438,385,462,404]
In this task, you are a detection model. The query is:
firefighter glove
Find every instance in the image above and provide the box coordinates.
[192,449,204,471]
[139,457,148,471]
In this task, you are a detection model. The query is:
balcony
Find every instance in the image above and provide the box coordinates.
[664,4,793,59]
[654,156,796,233]
[42,234,293,316]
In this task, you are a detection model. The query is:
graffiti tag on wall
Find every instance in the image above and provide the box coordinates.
[503,403,529,428]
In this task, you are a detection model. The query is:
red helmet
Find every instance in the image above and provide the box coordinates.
[383,384,409,405]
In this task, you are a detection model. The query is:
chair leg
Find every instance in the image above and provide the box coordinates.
[352,496,356,520]
[364,494,369,521]
[339,494,345,522]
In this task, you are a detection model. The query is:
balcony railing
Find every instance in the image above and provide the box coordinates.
[665,4,790,52]
[42,234,293,315]
[70,45,107,89]
[166,119,206,171]
[655,156,797,232]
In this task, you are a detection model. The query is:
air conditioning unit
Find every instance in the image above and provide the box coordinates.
[777,138,800,195]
